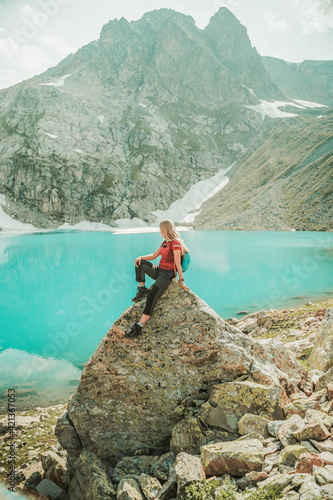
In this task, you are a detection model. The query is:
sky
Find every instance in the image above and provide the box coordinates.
[0,0,332,90]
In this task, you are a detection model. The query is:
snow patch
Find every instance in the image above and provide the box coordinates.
[151,163,234,225]
[246,100,298,119]
[317,115,323,119]
[0,194,38,233]
[182,210,202,224]
[39,74,71,88]
[57,221,113,231]
[292,99,328,108]
[227,143,246,153]
[73,148,84,154]
[98,115,105,123]
[242,85,257,97]
[44,132,57,139]
[138,103,147,108]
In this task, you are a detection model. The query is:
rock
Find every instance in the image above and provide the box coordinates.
[327,384,333,401]
[112,456,157,484]
[57,282,307,464]
[150,453,175,483]
[238,413,270,438]
[117,478,144,500]
[283,393,320,418]
[277,415,305,447]
[54,411,82,470]
[202,381,287,433]
[321,483,333,498]
[24,470,43,490]
[315,367,333,392]
[283,492,300,500]
[309,308,333,372]
[279,444,310,467]
[156,470,177,500]
[201,439,264,476]
[237,432,265,442]
[244,470,268,485]
[174,452,205,494]
[298,476,322,499]
[293,421,331,442]
[41,450,68,489]
[138,474,162,500]
[235,317,258,334]
[313,465,333,486]
[310,439,333,454]
[68,448,116,500]
[170,417,206,455]
[295,453,325,473]
[36,478,63,499]
[319,452,333,465]
[263,441,283,457]
[267,420,284,438]
[257,473,292,493]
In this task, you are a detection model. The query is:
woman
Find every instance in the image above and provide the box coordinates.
[125,219,189,339]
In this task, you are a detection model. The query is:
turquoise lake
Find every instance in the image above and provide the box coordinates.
[0,229,332,412]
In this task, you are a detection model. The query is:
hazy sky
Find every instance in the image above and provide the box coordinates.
[0,0,332,90]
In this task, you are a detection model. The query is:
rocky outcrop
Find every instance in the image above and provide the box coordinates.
[54,281,308,469]
[262,57,333,106]
[309,307,333,372]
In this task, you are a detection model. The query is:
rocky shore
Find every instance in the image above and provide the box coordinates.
[1,286,333,499]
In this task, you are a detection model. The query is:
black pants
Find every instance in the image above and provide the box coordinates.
[135,260,176,316]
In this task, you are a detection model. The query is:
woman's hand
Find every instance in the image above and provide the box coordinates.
[135,257,142,267]
[180,281,190,291]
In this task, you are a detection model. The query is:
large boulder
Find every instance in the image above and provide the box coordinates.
[309,307,333,372]
[55,281,308,465]
[199,381,287,433]
[201,439,264,476]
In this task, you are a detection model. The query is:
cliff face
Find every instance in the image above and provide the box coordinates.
[192,112,333,231]
[0,7,281,229]
[262,57,333,106]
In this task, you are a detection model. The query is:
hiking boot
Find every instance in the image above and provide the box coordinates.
[132,286,149,302]
[124,323,142,339]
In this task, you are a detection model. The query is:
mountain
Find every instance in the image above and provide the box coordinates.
[192,111,333,231]
[0,8,281,229]
[262,57,333,106]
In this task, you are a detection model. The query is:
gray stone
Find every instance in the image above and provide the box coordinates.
[174,452,205,494]
[309,308,333,372]
[117,478,144,500]
[69,448,116,500]
[36,478,63,499]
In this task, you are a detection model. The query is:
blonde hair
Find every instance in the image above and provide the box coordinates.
[159,219,189,255]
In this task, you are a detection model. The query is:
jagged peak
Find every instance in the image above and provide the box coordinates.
[207,7,243,27]
[138,8,195,27]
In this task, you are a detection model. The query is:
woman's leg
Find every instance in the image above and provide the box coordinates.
[133,260,158,301]
[142,270,175,317]
[125,269,175,338]
[135,260,158,283]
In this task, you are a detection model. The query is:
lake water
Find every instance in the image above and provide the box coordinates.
[0,229,332,412]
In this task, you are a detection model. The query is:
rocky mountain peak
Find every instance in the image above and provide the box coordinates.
[204,7,283,100]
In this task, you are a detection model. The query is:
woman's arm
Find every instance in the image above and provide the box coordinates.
[135,247,161,267]
[173,250,190,290]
